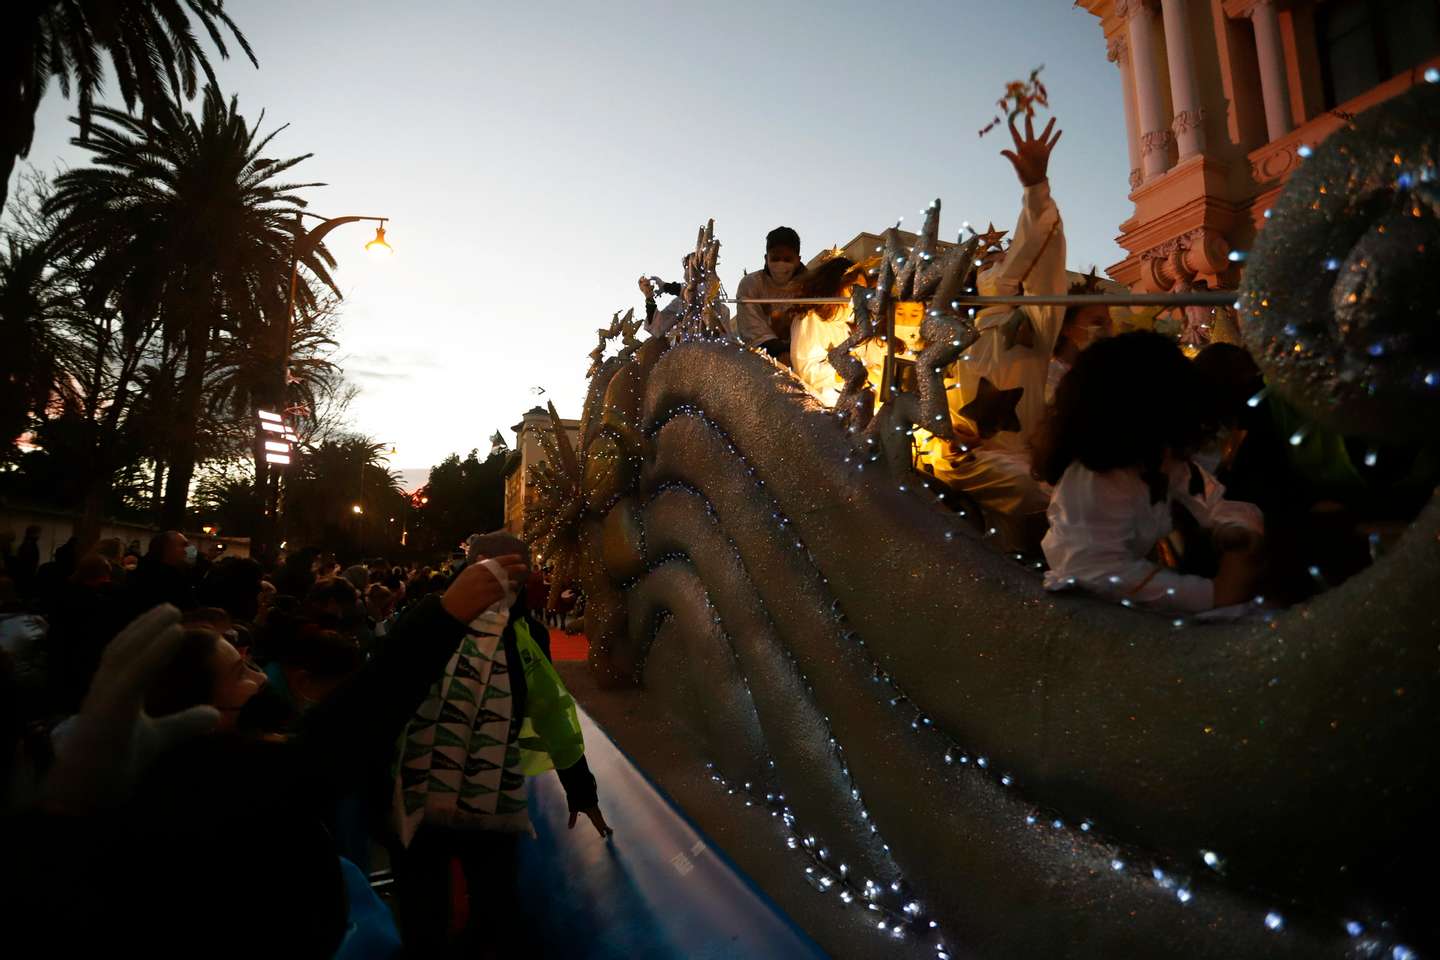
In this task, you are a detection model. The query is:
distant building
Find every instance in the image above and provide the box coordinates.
[502,406,581,538]
[1078,0,1439,291]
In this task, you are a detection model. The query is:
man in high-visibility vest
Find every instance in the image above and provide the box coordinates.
[391,533,610,957]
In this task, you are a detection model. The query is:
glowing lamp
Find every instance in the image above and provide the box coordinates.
[352,503,364,514]
[365,223,394,256]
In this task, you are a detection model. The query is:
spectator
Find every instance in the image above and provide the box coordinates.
[94,538,127,583]
[342,563,369,594]
[2,556,523,956]
[365,583,395,637]
[44,553,119,713]
[13,526,41,598]
[125,531,197,616]
[197,556,264,626]
[393,535,607,957]
[273,545,321,599]
[1035,332,1264,614]
[735,226,807,359]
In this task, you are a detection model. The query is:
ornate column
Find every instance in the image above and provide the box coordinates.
[1108,33,1144,191]
[1160,0,1206,157]
[1121,0,1174,181]
[1249,0,1294,140]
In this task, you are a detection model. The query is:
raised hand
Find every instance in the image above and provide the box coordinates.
[441,554,529,624]
[1000,115,1062,187]
[43,605,220,813]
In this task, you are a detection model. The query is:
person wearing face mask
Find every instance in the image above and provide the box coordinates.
[735,225,807,360]
[1046,298,1113,405]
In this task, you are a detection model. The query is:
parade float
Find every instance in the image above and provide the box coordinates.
[527,85,1439,959]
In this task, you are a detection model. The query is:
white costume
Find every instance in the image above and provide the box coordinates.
[735,267,806,349]
[790,303,887,407]
[1041,459,1263,613]
[916,180,1067,548]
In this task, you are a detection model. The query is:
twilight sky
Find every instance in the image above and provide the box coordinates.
[19,0,1131,487]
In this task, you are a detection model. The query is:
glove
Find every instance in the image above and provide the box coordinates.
[43,605,219,813]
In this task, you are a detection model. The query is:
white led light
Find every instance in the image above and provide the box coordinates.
[264,453,290,465]
[1264,912,1284,932]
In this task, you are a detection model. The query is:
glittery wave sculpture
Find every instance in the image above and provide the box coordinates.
[530,179,1438,955]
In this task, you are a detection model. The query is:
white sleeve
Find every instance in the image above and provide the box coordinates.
[984,180,1065,297]
[734,272,776,347]
[791,313,834,401]
[1179,462,1265,534]
[1044,467,1215,613]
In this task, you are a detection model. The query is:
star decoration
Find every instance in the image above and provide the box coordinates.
[999,308,1036,351]
[959,376,1024,438]
[974,222,1009,254]
[586,308,641,378]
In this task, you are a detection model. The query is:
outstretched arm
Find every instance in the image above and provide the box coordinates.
[989,115,1067,298]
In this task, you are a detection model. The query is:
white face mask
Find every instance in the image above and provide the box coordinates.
[767,258,797,283]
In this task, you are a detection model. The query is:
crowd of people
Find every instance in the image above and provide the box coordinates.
[642,113,1435,617]
[0,528,608,959]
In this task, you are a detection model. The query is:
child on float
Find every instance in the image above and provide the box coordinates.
[789,255,893,407]
[1034,331,1265,614]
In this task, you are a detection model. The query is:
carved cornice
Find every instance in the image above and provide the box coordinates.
[1137,226,1233,290]
[1171,108,1206,136]
[1141,129,1175,156]
[1107,34,1128,63]
[1129,168,1144,191]
[1114,0,1159,19]
[1222,0,1284,20]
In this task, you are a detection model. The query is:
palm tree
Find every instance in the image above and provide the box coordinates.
[46,83,338,528]
[0,236,80,456]
[0,0,254,210]
[284,435,406,556]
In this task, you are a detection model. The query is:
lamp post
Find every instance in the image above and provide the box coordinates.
[260,211,393,559]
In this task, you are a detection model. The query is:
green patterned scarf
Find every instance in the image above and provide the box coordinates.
[393,598,532,847]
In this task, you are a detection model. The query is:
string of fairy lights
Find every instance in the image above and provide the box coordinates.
[636,383,1415,958]
[539,96,1440,948]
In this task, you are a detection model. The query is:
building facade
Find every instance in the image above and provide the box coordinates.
[1080,0,1439,291]
[501,406,581,538]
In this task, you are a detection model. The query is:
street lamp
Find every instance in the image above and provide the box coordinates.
[365,223,394,255]
[352,504,364,515]
[260,211,393,558]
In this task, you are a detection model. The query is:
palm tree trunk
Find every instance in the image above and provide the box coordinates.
[151,458,166,521]
[160,329,209,529]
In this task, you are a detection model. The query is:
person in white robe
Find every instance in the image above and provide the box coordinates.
[915,115,1068,549]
